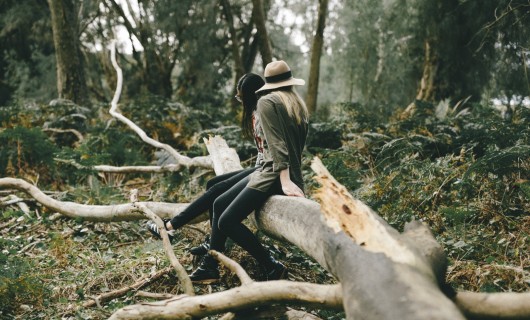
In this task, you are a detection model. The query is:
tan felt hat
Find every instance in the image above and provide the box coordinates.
[256,60,305,93]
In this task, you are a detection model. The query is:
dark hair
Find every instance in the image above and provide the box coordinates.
[238,73,265,139]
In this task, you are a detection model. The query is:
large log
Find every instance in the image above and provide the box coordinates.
[254,158,464,319]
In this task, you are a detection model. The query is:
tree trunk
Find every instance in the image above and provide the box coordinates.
[253,158,465,319]
[416,40,438,102]
[106,156,471,319]
[47,0,89,105]
[306,0,329,114]
[251,0,273,67]
[221,0,246,112]
[142,50,173,98]
[105,0,177,98]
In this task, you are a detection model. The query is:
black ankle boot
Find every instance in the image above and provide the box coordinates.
[189,235,210,256]
[265,259,288,281]
[189,254,220,284]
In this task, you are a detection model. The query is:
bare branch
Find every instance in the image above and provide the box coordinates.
[109,282,343,319]
[0,177,193,222]
[43,128,84,144]
[1,194,31,215]
[209,250,253,285]
[108,41,212,171]
[133,200,194,295]
[455,291,530,320]
[83,267,173,308]
[135,291,175,300]
[55,158,185,173]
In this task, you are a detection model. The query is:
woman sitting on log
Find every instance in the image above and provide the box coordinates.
[188,60,309,283]
[146,73,266,254]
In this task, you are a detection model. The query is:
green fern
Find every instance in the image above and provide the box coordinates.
[463,145,530,179]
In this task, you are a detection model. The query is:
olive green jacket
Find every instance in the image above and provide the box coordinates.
[247,93,308,192]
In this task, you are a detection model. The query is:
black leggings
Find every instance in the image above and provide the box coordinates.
[169,167,257,229]
[210,176,283,267]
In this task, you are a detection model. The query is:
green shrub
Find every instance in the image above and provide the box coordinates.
[0,126,58,177]
[0,239,47,318]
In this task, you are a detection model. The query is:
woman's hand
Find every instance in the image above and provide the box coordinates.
[280,169,305,197]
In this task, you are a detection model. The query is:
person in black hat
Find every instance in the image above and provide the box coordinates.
[190,60,308,283]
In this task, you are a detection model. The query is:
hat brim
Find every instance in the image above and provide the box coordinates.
[255,77,305,93]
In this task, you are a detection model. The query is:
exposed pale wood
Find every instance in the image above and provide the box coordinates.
[108,42,212,170]
[0,177,190,222]
[311,157,424,268]
[251,157,464,319]
[1,195,30,215]
[203,136,243,175]
[455,291,530,320]
[109,281,343,319]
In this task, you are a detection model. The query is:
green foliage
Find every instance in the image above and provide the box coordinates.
[306,122,343,152]
[316,98,529,292]
[0,0,55,105]
[0,126,58,177]
[123,95,222,151]
[464,145,530,179]
[0,239,47,318]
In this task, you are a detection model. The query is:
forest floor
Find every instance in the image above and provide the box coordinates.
[0,204,344,320]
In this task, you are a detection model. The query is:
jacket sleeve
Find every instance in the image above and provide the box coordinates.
[257,98,290,172]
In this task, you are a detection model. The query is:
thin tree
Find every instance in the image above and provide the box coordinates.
[252,0,273,67]
[306,0,329,114]
[47,0,89,105]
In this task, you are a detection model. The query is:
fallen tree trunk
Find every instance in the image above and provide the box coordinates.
[454,291,530,320]
[253,158,464,320]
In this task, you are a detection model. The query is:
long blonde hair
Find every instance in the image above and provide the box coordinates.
[272,87,308,124]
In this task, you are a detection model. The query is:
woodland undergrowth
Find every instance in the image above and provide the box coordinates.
[0,97,529,319]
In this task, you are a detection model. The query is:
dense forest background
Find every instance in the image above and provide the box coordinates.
[0,0,529,319]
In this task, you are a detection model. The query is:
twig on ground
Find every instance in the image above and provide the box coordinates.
[83,267,173,308]
[135,291,175,300]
